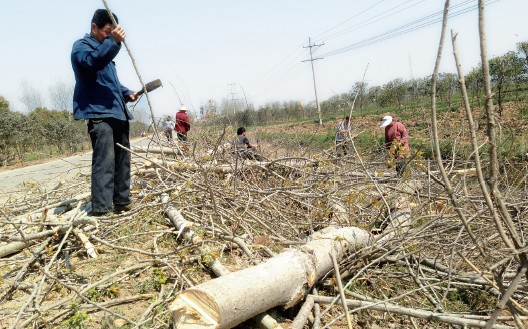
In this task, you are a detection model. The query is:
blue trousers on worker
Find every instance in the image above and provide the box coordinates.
[88,118,131,213]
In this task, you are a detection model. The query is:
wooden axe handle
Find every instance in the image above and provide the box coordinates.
[136,79,162,96]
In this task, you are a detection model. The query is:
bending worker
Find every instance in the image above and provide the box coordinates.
[335,116,351,157]
[380,115,410,176]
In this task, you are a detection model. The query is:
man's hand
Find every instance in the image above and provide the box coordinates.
[128,92,138,102]
[111,25,126,43]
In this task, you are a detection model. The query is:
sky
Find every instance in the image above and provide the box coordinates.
[1,0,527,121]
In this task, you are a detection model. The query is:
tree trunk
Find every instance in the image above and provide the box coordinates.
[131,145,184,156]
[169,227,371,329]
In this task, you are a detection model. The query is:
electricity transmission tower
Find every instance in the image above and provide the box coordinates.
[238,83,250,111]
[227,83,239,115]
[303,37,324,126]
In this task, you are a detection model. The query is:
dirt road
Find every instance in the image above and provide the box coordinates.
[0,137,153,204]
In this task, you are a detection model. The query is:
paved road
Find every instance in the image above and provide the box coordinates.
[0,137,153,203]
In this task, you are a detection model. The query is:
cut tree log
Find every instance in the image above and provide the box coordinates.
[169,226,371,329]
[165,203,283,329]
[0,241,37,258]
[131,145,185,156]
[147,159,268,174]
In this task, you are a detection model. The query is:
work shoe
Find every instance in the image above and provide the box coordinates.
[114,203,134,213]
[90,210,113,217]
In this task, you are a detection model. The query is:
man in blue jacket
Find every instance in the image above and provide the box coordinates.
[71,9,137,216]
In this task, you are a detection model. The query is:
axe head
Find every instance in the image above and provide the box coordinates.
[136,79,162,96]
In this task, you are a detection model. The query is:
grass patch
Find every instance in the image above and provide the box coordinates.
[257,130,333,150]
[60,311,89,329]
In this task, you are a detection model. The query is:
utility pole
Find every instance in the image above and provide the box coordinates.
[303,37,324,126]
[227,83,239,115]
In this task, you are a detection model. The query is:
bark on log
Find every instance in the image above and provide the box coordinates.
[131,145,184,156]
[0,241,37,258]
[169,226,371,329]
[165,204,283,329]
[289,295,315,329]
[147,158,271,174]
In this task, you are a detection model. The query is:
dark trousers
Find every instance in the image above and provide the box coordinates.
[243,149,265,162]
[335,141,349,157]
[164,129,173,140]
[177,132,187,141]
[88,118,131,213]
[396,159,407,177]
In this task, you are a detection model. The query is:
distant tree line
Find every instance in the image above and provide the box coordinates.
[212,41,528,127]
[320,41,528,117]
[0,97,147,166]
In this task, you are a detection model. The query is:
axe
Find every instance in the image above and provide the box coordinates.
[136,79,163,96]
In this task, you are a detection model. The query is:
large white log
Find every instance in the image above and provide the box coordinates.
[165,204,283,329]
[146,158,271,173]
[170,227,371,329]
[131,145,184,156]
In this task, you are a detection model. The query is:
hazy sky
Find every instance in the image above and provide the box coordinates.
[1,0,526,120]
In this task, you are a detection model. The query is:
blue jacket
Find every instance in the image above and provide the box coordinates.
[71,33,134,121]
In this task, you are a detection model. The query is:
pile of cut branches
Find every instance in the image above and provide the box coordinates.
[1,126,527,329]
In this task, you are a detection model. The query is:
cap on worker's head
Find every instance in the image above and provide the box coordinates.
[92,9,118,28]
[380,115,393,128]
[180,106,187,112]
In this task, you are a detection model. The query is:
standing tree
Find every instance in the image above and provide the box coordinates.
[350,81,368,113]
[489,51,525,114]
[0,108,31,164]
[379,78,407,109]
[464,67,484,106]
[366,85,382,113]
[516,41,528,68]
[19,81,44,112]
[436,72,458,110]
[48,79,74,118]
[0,95,9,111]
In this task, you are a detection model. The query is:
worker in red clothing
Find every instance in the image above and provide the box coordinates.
[380,115,409,176]
[175,106,190,141]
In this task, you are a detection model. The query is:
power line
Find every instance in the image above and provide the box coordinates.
[320,0,500,58]
[246,1,428,102]
[312,0,387,42]
[244,46,307,102]
[250,1,467,99]
[247,62,309,100]
[248,46,305,86]
[244,0,501,106]
[314,0,427,44]
[322,1,472,56]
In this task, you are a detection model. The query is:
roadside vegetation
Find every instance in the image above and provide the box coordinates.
[0,99,148,167]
